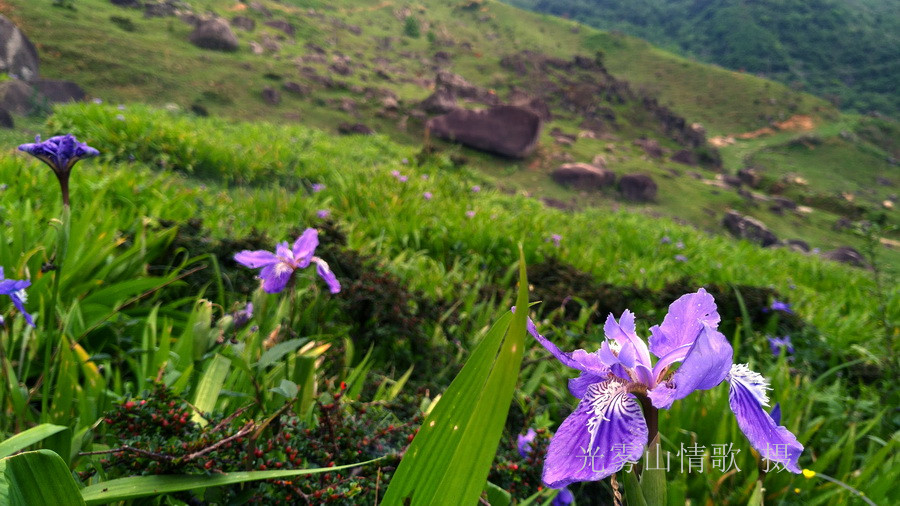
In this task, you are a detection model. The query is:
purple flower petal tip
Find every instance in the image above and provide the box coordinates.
[518,428,537,458]
[18,134,99,175]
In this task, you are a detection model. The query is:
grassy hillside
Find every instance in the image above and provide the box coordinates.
[4,0,897,263]
[504,0,900,116]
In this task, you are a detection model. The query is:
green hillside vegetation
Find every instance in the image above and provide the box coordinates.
[0,1,897,503]
[504,0,900,117]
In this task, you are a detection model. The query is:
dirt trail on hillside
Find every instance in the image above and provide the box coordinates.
[709,114,816,147]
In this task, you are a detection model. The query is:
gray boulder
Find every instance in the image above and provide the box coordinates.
[0,15,39,82]
[420,88,457,114]
[189,18,239,52]
[231,16,256,31]
[634,138,663,158]
[552,163,615,190]
[618,173,658,202]
[0,108,13,128]
[427,105,543,158]
[33,79,85,104]
[821,246,867,267]
[0,79,41,115]
[722,211,778,247]
[261,86,280,105]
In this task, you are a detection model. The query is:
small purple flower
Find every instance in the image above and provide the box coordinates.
[423,191,433,200]
[674,254,688,262]
[398,175,408,182]
[92,98,103,104]
[517,428,537,458]
[551,488,574,506]
[232,303,254,329]
[471,185,481,193]
[391,170,408,182]
[421,174,429,180]
[18,134,100,207]
[465,210,476,218]
[117,104,126,110]
[311,183,326,193]
[546,234,562,247]
[390,170,401,177]
[767,335,794,356]
[234,228,341,294]
[660,236,672,244]
[116,114,125,121]
[529,289,803,488]
[401,158,409,164]
[675,241,685,250]
[316,209,331,219]
[770,300,793,314]
[0,267,34,327]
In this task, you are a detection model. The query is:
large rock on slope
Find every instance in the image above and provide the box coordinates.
[426,105,542,158]
[618,173,658,201]
[552,163,615,190]
[34,79,85,104]
[189,18,239,52]
[722,211,778,247]
[821,246,867,267]
[0,15,40,82]
[0,79,41,115]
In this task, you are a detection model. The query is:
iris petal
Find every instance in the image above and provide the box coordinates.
[542,380,648,488]
[527,318,608,375]
[603,310,651,367]
[292,228,319,268]
[727,364,803,473]
[234,250,278,268]
[649,323,732,409]
[260,263,293,294]
[314,258,341,294]
[648,288,720,359]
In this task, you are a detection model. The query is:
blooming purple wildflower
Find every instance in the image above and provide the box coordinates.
[675,241,685,250]
[465,210,476,218]
[232,303,254,330]
[423,191,433,200]
[117,104,126,110]
[391,170,408,182]
[399,175,408,182]
[18,134,100,207]
[551,487,574,506]
[116,114,126,121]
[421,174,429,180]
[528,289,803,488]
[311,183,326,193]
[316,209,331,219]
[517,428,537,458]
[547,234,562,247]
[674,254,688,262]
[660,236,672,245]
[0,267,34,327]
[770,300,793,314]
[471,185,481,193]
[234,228,341,294]
[92,98,103,104]
[767,335,794,356]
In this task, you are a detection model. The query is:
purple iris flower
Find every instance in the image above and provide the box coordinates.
[767,335,794,356]
[674,254,688,263]
[234,228,341,294]
[551,487,574,506]
[18,134,100,207]
[0,267,34,327]
[517,428,537,458]
[547,234,562,247]
[528,289,802,488]
[770,300,793,314]
[311,183,326,193]
[423,191,433,200]
[316,209,331,219]
[232,303,254,329]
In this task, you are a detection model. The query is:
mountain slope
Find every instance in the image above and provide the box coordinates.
[504,0,900,116]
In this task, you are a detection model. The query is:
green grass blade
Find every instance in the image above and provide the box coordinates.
[80,458,382,505]
[381,247,528,505]
[0,425,69,459]
[0,450,84,506]
[190,354,230,426]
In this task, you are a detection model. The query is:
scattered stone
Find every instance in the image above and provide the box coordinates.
[265,20,295,37]
[231,16,256,31]
[249,1,272,18]
[821,246,867,267]
[618,173,658,202]
[420,88,457,115]
[0,15,40,82]
[282,81,309,96]
[722,211,778,247]
[833,217,853,231]
[0,79,40,115]
[261,86,280,105]
[427,105,543,158]
[722,174,743,188]
[670,149,697,166]
[737,168,761,188]
[110,0,141,7]
[249,41,264,55]
[591,154,607,167]
[784,239,810,253]
[330,62,352,76]
[633,138,663,158]
[0,108,13,128]
[876,177,894,187]
[381,95,399,110]
[33,79,85,104]
[338,123,374,135]
[552,163,615,190]
[189,18,239,52]
[143,1,177,18]
[772,196,797,210]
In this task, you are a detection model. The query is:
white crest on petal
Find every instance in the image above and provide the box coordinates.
[606,339,622,354]
[584,379,638,449]
[274,262,295,276]
[14,289,27,304]
[727,363,771,406]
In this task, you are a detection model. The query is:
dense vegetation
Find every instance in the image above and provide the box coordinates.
[503,0,900,116]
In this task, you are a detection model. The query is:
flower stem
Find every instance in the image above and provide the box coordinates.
[636,393,658,445]
[57,173,70,208]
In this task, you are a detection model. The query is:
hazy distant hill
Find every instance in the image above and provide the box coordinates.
[503,0,900,117]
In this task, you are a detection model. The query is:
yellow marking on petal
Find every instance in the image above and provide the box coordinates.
[802,469,816,479]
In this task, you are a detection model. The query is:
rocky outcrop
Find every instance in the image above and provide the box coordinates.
[618,173,658,201]
[188,18,239,52]
[0,79,40,115]
[722,211,778,247]
[33,79,85,104]
[821,246,867,267]
[264,20,295,37]
[420,88,457,115]
[0,15,39,82]
[552,163,615,190]
[633,138,663,158]
[670,149,697,165]
[427,105,542,158]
